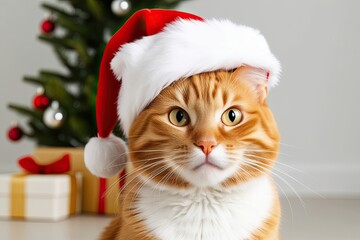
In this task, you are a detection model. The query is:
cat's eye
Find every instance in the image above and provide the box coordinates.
[169,108,190,127]
[221,108,243,126]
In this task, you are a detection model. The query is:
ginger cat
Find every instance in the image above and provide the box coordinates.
[101,66,281,240]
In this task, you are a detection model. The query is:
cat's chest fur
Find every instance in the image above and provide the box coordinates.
[135,176,274,240]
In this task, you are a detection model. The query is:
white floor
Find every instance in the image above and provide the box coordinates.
[0,198,359,240]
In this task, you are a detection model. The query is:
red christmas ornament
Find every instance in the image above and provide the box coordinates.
[41,19,55,33]
[7,126,23,142]
[33,94,50,110]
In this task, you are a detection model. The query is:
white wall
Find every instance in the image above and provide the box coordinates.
[0,0,59,171]
[1,0,359,196]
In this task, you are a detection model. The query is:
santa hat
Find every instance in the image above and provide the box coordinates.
[84,9,281,178]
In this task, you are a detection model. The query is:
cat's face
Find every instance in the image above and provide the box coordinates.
[128,67,279,189]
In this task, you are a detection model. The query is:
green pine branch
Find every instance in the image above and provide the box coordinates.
[39,35,75,49]
[23,76,43,85]
[43,78,75,108]
[39,35,91,64]
[23,71,75,86]
[86,0,105,21]
[40,35,87,53]
[40,70,74,83]
[63,0,90,13]
[8,104,43,120]
[83,74,97,103]
[56,15,100,42]
[23,75,78,108]
[41,3,75,18]
[69,38,92,65]
[53,47,77,72]
[68,115,91,142]
[28,118,49,133]
[28,116,87,147]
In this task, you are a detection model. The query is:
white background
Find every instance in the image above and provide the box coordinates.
[1,0,359,196]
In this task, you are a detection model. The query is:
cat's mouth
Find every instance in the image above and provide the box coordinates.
[192,157,224,171]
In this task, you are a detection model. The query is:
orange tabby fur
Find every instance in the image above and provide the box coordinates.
[100,67,280,240]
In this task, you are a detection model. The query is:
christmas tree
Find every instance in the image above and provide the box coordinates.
[7,0,183,147]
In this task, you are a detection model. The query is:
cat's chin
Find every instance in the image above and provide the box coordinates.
[179,164,238,188]
[192,161,224,171]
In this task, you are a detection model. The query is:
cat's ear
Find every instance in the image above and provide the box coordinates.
[234,66,269,103]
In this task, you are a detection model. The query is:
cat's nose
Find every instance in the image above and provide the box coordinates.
[194,140,218,155]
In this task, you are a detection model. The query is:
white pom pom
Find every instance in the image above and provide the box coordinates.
[84,134,128,178]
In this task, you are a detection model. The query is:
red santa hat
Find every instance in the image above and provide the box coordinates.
[84,9,281,178]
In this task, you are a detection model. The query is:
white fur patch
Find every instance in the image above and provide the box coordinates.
[135,176,274,240]
[110,19,281,136]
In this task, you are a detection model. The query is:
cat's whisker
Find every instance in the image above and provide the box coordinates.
[244,156,323,199]
[273,178,294,220]
[226,151,287,159]
[244,148,290,157]
[243,153,306,179]
[103,149,175,170]
[164,166,181,187]
[237,161,295,219]
[127,171,158,202]
[105,160,153,195]
[164,165,184,188]
[128,149,170,152]
[173,165,185,189]
[118,163,167,203]
[237,165,253,180]
[105,149,168,159]
[273,162,305,174]
[118,160,166,191]
[154,165,180,196]
[242,159,306,210]
[103,175,123,201]
[123,157,180,189]
[107,151,189,169]
[278,142,302,150]
[126,134,168,139]
[106,156,165,169]
[241,158,297,218]
[109,155,189,175]
[129,164,171,203]
[243,153,304,173]
[107,159,166,200]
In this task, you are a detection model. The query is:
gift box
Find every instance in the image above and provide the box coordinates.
[33,147,124,214]
[0,172,82,221]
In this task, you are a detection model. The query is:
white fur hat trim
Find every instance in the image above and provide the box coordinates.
[110,19,281,136]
